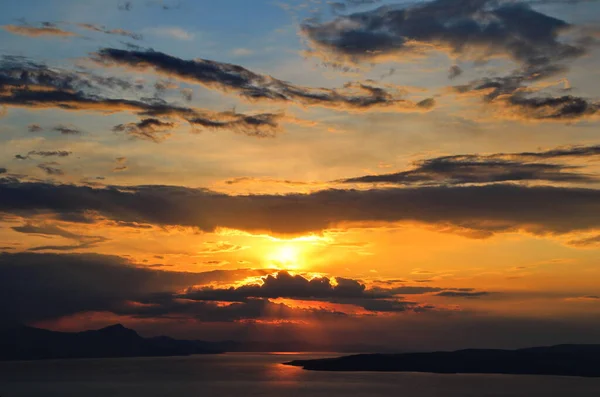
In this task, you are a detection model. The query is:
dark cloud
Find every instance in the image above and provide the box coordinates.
[505,94,599,120]
[0,252,269,325]
[2,23,77,38]
[0,180,599,237]
[118,1,132,11]
[14,221,109,251]
[357,299,434,313]
[76,23,142,40]
[181,271,430,313]
[448,65,463,79]
[113,157,128,172]
[13,222,83,240]
[302,0,598,121]
[149,0,182,11]
[114,296,347,323]
[330,0,383,13]
[113,118,175,142]
[52,125,83,135]
[436,291,491,298]
[154,80,178,94]
[301,0,587,68]
[341,144,600,186]
[497,145,600,160]
[186,112,281,138]
[0,55,135,95]
[567,234,600,248]
[0,56,283,138]
[37,163,64,176]
[95,48,434,112]
[1,89,281,137]
[373,286,444,295]
[184,271,367,301]
[16,150,71,160]
[27,124,42,133]
[180,88,193,102]
[455,67,600,121]
[569,295,600,300]
[31,150,71,157]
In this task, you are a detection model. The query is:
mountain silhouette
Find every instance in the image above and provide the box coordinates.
[0,324,223,360]
[286,345,600,377]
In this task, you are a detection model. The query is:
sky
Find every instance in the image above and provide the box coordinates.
[0,0,599,351]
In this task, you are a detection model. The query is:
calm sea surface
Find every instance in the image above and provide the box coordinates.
[1,353,600,397]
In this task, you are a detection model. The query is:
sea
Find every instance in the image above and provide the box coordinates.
[1,353,600,397]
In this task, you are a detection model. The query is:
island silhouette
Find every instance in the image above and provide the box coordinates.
[285,345,600,378]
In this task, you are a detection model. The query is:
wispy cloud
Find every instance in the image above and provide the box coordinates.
[144,26,194,40]
[3,22,77,38]
[340,144,600,186]
[95,48,435,112]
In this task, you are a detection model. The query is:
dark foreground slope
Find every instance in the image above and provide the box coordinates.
[0,324,223,360]
[286,345,600,377]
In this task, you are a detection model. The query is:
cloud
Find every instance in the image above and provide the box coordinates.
[118,1,132,11]
[0,252,269,325]
[52,125,83,135]
[12,222,108,251]
[94,48,434,112]
[180,88,193,101]
[503,94,599,121]
[436,291,491,298]
[184,271,366,300]
[301,0,588,67]
[231,48,254,57]
[565,295,600,302]
[495,145,600,160]
[0,180,599,237]
[341,144,600,186]
[223,176,318,187]
[17,150,71,160]
[76,23,142,40]
[567,234,600,248]
[181,270,430,313]
[37,162,64,176]
[145,27,194,40]
[27,124,43,133]
[448,65,463,79]
[113,118,175,142]
[0,55,137,95]
[30,150,71,158]
[330,0,383,13]
[455,68,600,121]
[198,241,248,254]
[148,0,181,11]
[3,23,77,38]
[113,157,128,172]
[374,286,444,295]
[113,296,347,323]
[302,0,599,122]
[0,56,282,138]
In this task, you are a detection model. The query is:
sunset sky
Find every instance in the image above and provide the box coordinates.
[1,0,599,351]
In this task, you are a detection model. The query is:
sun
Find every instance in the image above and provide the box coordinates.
[267,244,302,270]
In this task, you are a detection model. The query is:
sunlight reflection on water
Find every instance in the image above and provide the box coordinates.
[1,353,600,397]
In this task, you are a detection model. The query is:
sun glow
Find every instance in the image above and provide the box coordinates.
[267,244,303,270]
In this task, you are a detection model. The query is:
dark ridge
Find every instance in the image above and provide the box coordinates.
[0,324,223,361]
